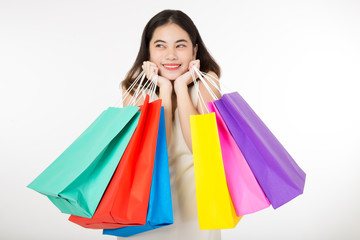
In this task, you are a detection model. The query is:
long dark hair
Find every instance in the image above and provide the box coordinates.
[122,9,221,94]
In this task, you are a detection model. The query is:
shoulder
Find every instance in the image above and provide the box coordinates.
[205,71,219,80]
[198,70,221,96]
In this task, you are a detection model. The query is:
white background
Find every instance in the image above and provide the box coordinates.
[1,0,359,239]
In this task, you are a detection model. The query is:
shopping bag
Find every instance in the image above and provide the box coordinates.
[214,92,306,209]
[207,101,270,216]
[103,106,173,237]
[27,105,140,218]
[190,112,242,230]
[69,95,162,228]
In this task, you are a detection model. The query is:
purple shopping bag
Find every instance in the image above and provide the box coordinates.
[214,92,306,209]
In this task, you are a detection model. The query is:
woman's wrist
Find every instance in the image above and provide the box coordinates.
[158,81,173,109]
[158,81,173,92]
[154,75,172,92]
[174,81,188,95]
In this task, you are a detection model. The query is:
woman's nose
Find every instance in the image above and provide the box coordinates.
[165,48,177,60]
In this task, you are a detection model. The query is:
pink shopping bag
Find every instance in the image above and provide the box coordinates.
[207,101,270,216]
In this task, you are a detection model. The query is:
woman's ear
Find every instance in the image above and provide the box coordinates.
[193,44,198,59]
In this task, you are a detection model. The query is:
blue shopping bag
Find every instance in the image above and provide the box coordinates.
[103,106,173,237]
[27,106,140,218]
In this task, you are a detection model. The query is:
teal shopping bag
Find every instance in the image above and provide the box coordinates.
[27,106,140,218]
[103,107,173,237]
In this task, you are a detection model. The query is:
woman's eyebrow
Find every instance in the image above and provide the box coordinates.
[154,40,166,44]
[153,39,188,44]
[175,39,188,43]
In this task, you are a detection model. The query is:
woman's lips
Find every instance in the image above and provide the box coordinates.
[163,64,181,71]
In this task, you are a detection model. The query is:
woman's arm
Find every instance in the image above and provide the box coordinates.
[175,71,221,152]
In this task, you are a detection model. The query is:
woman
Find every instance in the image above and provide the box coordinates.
[121,9,222,240]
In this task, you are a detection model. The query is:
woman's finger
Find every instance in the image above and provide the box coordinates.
[142,61,159,80]
[146,62,152,79]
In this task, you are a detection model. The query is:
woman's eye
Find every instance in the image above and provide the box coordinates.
[177,44,186,48]
[155,44,165,48]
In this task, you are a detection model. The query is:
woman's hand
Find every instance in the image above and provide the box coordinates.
[142,61,172,91]
[174,59,200,94]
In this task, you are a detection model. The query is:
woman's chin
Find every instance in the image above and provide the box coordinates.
[161,72,181,81]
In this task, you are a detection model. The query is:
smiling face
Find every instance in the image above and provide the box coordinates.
[149,23,198,80]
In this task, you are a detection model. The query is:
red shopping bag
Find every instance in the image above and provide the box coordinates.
[69,95,162,229]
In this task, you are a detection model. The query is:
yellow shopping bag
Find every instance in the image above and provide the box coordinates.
[190,112,242,230]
